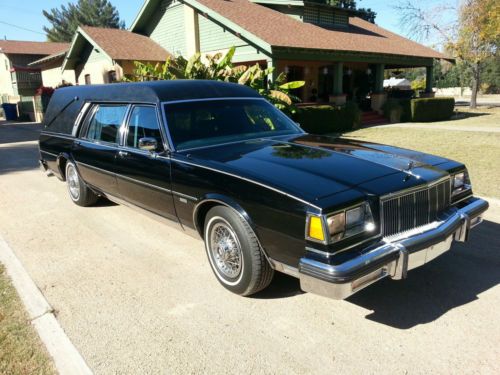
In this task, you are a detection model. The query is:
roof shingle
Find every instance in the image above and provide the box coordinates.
[81,26,172,61]
[192,0,447,59]
[0,40,69,56]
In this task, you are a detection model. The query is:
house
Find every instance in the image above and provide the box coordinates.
[58,26,172,85]
[29,49,76,87]
[0,40,68,96]
[130,0,450,111]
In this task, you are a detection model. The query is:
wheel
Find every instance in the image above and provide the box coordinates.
[65,161,99,207]
[204,206,274,296]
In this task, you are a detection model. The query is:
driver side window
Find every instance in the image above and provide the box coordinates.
[126,106,162,149]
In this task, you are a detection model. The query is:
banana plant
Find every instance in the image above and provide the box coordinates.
[127,47,305,113]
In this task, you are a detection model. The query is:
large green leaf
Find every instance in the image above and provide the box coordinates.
[268,90,292,105]
[216,46,236,70]
[279,81,305,90]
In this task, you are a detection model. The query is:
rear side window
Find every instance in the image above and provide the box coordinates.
[86,105,128,144]
[126,106,162,148]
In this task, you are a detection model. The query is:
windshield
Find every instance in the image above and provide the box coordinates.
[163,98,303,151]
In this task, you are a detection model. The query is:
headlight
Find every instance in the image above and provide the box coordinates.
[307,202,376,244]
[452,170,471,197]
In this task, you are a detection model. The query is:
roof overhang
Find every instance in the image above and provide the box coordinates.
[62,27,113,72]
[272,46,437,67]
[130,0,272,56]
[28,50,68,67]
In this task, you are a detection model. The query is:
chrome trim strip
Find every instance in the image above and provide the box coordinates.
[115,173,172,194]
[40,131,75,141]
[268,259,299,278]
[171,157,321,210]
[76,161,115,176]
[75,161,195,200]
[40,150,59,157]
[452,193,474,205]
[71,102,91,137]
[172,191,197,201]
[380,175,450,202]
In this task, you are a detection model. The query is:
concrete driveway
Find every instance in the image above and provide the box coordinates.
[1,122,499,374]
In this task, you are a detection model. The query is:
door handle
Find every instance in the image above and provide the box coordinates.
[118,150,128,157]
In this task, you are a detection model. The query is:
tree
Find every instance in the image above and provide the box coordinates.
[43,0,125,42]
[394,0,499,108]
[454,0,499,107]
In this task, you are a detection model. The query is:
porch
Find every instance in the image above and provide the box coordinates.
[271,55,435,113]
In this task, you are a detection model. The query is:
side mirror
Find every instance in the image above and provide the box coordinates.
[138,137,158,152]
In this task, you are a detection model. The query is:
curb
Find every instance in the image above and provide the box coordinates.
[0,236,93,375]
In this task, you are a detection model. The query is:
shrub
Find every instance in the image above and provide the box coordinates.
[382,98,412,123]
[294,102,361,134]
[411,97,455,122]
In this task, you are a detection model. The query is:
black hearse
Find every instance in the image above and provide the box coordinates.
[39,81,488,299]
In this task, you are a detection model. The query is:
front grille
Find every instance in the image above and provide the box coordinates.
[381,179,451,237]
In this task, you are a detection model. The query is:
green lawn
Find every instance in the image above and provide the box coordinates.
[343,107,500,199]
[0,265,55,375]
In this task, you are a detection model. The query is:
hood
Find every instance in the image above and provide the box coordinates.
[185,134,454,202]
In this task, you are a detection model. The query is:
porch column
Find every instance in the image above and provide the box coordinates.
[330,62,346,105]
[266,58,277,84]
[374,63,385,93]
[371,63,387,113]
[425,65,434,93]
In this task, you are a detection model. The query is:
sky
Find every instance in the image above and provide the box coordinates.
[0,0,457,46]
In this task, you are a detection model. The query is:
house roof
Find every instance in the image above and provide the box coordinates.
[80,26,172,61]
[0,40,68,56]
[132,0,448,61]
[29,50,68,67]
[63,26,172,70]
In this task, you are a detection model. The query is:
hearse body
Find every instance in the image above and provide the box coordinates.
[39,81,488,299]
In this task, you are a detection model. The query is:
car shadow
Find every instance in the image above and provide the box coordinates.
[254,220,499,328]
[253,272,304,299]
[346,219,500,329]
[0,142,40,175]
[0,121,41,144]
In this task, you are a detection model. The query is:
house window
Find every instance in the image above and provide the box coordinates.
[84,74,91,85]
[108,70,117,83]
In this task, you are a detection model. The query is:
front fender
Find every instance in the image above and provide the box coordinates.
[192,193,256,235]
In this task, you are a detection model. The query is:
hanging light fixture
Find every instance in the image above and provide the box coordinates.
[366,68,372,75]
[347,69,353,76]
[284,66,290,74]
[323,67,328,75]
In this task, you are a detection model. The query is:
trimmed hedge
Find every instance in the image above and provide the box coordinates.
[382,97,454,123]
[294,102,361,134]
[411,97,455,122]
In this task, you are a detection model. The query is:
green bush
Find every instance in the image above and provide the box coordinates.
[294,102,361,134]
[411,97,455,122]
[382,98,412,123]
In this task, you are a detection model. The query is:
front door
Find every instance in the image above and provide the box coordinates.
[73,104,129,193]
[114,105,177,221]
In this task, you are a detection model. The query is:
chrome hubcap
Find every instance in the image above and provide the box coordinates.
[67,165,80,200]
[210,222,242,279]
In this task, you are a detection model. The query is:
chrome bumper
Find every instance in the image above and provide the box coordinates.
[299,197,489,300]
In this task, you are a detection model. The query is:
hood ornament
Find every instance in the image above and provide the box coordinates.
[403,160,420,181]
